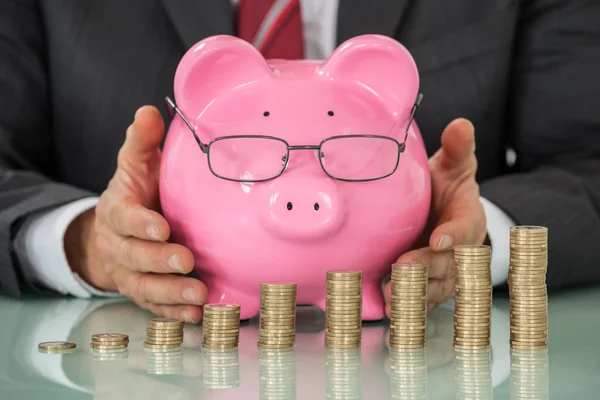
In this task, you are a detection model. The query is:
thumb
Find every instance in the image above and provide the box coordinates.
[118,106,165,166]
[438,118,476,171]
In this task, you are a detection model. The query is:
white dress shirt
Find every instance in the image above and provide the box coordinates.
[18,0,515,298]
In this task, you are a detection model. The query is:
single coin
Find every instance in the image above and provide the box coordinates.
[38,341,76,351]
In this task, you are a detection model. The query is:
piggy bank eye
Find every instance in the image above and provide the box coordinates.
[263,111,270,117]
[327,111,334,116]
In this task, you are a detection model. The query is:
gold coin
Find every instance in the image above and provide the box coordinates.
[38,341,76,351]
[326,270,362,279]
[91,333,129,342]
[148,317,184,327]
[90,343,128,350]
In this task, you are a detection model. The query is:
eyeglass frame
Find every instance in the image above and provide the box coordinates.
[163,92,423,183]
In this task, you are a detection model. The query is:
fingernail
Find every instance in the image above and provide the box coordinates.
[182,288,201,304]
[147,225,160,239]
[436,234,453,250]
[168,254,184,273]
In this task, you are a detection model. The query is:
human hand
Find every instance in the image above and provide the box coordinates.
[384,118,487,314]
[65,106,206,322]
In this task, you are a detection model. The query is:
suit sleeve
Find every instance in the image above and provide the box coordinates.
[0,0,96,298]
[479,0,600,290]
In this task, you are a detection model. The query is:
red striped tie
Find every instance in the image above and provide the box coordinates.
[237,0,305,59]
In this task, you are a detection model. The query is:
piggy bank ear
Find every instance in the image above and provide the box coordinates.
[173,35,273,117]
[319,34,419,118]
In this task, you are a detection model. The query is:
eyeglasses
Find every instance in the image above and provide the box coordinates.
[164,93,423,183]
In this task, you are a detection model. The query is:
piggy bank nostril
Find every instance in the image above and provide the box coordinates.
[287,202,293,210]
[314,203,320,211]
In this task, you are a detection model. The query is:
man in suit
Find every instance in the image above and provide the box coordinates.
[1,0,599,323]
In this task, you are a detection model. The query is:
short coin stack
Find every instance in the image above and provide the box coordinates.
[203,348,240,388]
[388,263,428,349]
[145,318,184,350]
[509,226,549,350]
[202,304,241,349]
[325,271,362,349]
[90,333,129,354]
[510,348,549,400]
[258,283,297,349]
[387,348,428,400]
[259,348,297,399]
[38,341,77,354]
[453,245,493,350]
[454,349,493,400]
[325,348,362,400]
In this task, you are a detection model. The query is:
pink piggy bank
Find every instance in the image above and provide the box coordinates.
[159,34,431,321]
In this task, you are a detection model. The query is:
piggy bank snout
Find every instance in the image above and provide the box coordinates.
[257,176,344,239]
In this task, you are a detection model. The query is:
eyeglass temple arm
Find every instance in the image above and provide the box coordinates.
[399,93,424,152]
[164,96,209,152]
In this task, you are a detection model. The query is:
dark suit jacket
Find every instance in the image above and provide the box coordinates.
[1,0,599,298]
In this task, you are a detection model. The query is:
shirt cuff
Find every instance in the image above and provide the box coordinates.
[18,197,121,298]
[480,196,515,286]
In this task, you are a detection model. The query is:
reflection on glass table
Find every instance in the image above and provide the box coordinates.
[1,287,599,399]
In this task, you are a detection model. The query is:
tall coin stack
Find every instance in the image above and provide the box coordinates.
[454,349,493,400]
[509,226,549,350]
[203,348,240,389]
[325,348,362,399]
[202,304,241,349]
[389,263,428,349]
[325,271,362,349]
[510,348,549,400]
[453,245,493,350]
[387,348,427,400]
[144,318,184,350]
[258,283,297,349]
[259,348,297,399]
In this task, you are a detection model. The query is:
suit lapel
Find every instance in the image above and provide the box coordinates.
[336,0,414,44]
[160,0,235,49]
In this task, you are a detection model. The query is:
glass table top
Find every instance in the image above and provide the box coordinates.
[1,287,599,399]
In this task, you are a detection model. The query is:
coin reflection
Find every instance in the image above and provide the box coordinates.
[259,347,297,399]
[202,347,240,389]
[386,348,427,399]
[454,348,493,400]
[145,348,183,375]
[510,348,549,400]
[325,347,361,399]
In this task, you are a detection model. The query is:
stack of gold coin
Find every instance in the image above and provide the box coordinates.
[90,333,129,353]
[509,226,548,350]
[389,263,428,349]
[202,304,241,349]
[454,348,493,400]
[259,348,296,399]
[510,348,549,400]
[325,271,362,349]
[325,348,362,400]
[203,348,240,389]
[453,245,492,350]
[145,348,183,375]
[387,348,427,400]
[38,341,77,354]
[258,283,297,349]
[145,318,184,350]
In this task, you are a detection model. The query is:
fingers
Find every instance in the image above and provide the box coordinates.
[395,247,455,281]
[102,196,170,240]
[427,277,456,312]
[119,106,165,165]
[439,118,476,170]
[113,235,195,274]
[132,273,207,306]
[147,304,204,323]
[429,200,487,252]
